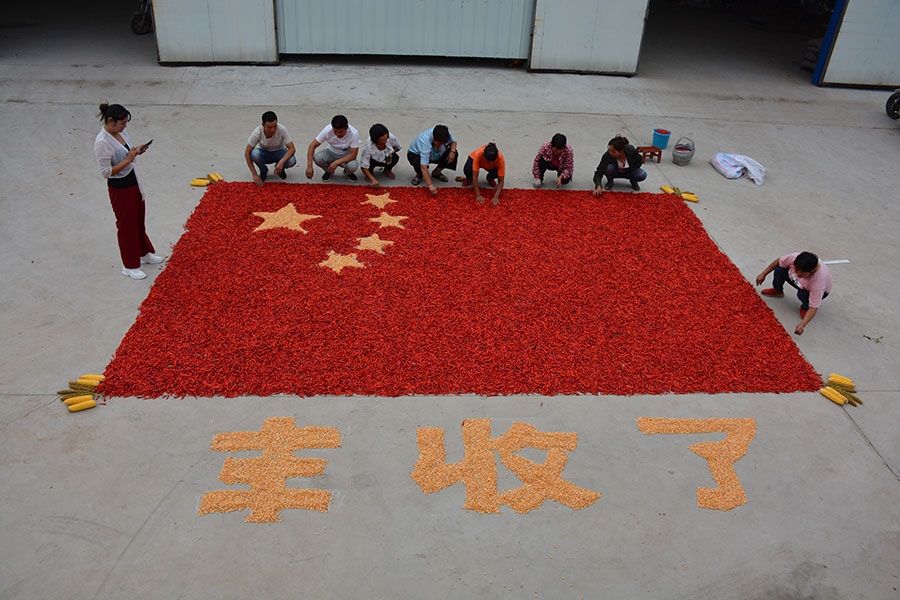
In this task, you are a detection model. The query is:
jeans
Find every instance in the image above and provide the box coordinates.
[314,147,358,173]
[604,163,646,185]
[463,156,498,184]
[250,148,296,176]
[772,265,830,310]
[537,157,570,184]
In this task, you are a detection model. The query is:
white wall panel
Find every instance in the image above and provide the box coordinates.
[822,0,900,86]
[530,0,649,73]
[276,0,534,59]
[154,0,277,63]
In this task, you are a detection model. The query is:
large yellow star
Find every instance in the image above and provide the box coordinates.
[362,192,396,210]
[252,203,322,234]
[319,251,365,274]
[369,212,407,229]
[356,233,394,255]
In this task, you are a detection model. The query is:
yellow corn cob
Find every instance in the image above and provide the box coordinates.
[80,374,105,382]
[64,394,93,406]
[660,185,674,194]
[828,374,854,387]
[68,399,97,412]
[820,387,846,405]
[206,173,221,183]
[75,378,99,387]
[681,193,699,202]
[190,179,210,187]
[215,173,224,181]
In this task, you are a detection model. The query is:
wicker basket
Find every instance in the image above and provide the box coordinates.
[672,137,695,166]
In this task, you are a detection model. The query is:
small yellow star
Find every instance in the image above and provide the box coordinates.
[252,203,321,234]
[319,251,365,274]
[369,212,407,229]
[362,192,397,210]
[356,233,395,255]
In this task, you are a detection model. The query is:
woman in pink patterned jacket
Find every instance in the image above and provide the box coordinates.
[532,133,574,189]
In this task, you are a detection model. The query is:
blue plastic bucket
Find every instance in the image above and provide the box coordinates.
[652,128,671,149]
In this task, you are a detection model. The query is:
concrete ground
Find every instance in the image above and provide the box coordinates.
[2,2,899,599]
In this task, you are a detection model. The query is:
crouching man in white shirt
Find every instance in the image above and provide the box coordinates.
[306,115,360,182]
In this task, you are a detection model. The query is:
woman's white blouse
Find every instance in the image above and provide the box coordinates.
[94,128,145,195]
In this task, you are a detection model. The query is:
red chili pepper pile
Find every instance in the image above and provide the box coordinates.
[101,183,822,398]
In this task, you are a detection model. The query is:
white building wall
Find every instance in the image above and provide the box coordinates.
[529,0,649,73]
[822,0,900,86]
[275,0,534,59]
[154,0,278,63]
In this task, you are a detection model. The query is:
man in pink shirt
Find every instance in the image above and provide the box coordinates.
[756,251,832,335]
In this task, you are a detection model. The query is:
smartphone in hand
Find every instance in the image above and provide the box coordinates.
[139,139,153,153]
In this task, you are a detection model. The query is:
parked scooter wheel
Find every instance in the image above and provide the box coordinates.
[131,11,152,35]
[887,91,900,120]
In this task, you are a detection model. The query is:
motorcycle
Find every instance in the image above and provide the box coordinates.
[887,89,900,120]
[131,0,153,35]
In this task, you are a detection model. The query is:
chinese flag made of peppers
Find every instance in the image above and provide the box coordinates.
[101,183,821,398]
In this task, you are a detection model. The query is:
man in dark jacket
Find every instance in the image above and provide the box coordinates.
[592,135,647,196]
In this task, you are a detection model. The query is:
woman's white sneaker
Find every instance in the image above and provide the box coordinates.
[141,253,164,264]
[122,267,147,280]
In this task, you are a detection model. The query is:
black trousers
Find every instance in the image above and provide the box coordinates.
[366,152,400,172]
[463,156,498,183]
[407,147,458,176]
[537,157,571,184]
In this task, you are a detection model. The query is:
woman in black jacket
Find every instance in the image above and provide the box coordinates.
[591,135,647,196]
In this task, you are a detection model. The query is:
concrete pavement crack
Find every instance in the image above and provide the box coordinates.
[842,408,900,484]
[0,397,56,433]
[90,478,184,600]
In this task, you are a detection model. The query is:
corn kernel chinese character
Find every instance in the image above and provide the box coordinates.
[199,417,341,523]
[411,419,600,513]
[637,417,756,511]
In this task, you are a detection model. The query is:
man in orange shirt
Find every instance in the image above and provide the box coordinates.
[458,143,505,206]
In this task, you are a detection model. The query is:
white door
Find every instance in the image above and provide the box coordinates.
[530,0,649,73]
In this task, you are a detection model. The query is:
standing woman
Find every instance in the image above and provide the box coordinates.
[94,103,163,280]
